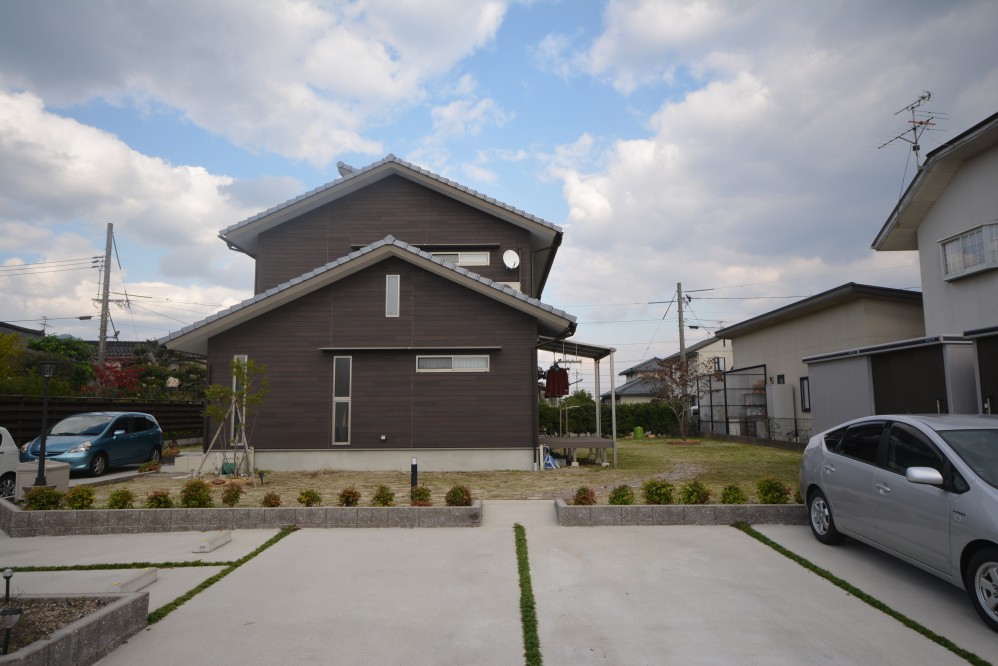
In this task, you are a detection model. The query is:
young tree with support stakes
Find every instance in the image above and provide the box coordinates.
[198,357,269,484]
[651,357,722,440]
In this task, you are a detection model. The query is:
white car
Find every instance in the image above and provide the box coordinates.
[0,427,18,497]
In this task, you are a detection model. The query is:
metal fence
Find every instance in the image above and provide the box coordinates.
[698,365,810,444]
[0,396,204,444]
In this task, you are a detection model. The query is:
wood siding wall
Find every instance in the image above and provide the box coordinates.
[255,176,534,296]
[208,257,539,451]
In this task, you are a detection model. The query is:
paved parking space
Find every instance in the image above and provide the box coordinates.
[0,504,993,665]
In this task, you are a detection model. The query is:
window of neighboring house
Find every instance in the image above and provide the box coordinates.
[776,374,785,385]
[941,223,998,279]
[430,251,490,266]
[333,356,351,444]
[417,355,490,372]
[800,377,811,412]
[386,275,399,317]
[713,357,726,372]
[231,354,247,443]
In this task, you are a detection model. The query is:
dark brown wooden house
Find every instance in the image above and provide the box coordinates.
[162,155,580,471]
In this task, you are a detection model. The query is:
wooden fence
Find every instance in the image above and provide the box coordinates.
[0,396,204,444]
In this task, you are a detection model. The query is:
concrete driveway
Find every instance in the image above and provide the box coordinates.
[0,502,994,665]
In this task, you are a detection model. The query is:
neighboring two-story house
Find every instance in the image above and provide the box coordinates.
[162,155,594,471]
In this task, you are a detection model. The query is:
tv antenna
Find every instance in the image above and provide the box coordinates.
[877,91,946,168]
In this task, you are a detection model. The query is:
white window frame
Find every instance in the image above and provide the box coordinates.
[940,223,998,280]
[430,251,490,267]
[386,274,400,317]
[416,355,490,372]
[333,356,351,445]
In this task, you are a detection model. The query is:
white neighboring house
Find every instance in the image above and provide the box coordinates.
[805,111,998,431]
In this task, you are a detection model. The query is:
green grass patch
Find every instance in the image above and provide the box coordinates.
[733,522,991,666]
[514,523,542,666]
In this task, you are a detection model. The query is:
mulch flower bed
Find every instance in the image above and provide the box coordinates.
[2,597,112,654]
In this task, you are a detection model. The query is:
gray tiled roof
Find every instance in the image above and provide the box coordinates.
[601,376,659,399]
[220,154,562,238]
[160,235,575,345]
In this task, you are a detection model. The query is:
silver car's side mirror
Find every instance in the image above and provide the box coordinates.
[906,466,944,485]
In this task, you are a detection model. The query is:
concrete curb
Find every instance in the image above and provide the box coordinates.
[0,498,482,537]
[0,592,148,666]
[554,499,808,526]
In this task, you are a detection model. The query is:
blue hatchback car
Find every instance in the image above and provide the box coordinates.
[20,412,163,476]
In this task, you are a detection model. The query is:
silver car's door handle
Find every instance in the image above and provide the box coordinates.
[875,482,892,494]
[823,463,835,474]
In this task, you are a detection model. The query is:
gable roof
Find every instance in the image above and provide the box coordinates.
[601,376,658,400]
[219,154,564,295]
[618,357,662,377]
[716,283,922,339]
[661,337,724,363]
[873,110,998,251]
[161,235,576,355]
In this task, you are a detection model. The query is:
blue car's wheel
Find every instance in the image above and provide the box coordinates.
[89,453,108,477]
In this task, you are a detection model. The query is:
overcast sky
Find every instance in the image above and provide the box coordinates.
[1,0,997,393]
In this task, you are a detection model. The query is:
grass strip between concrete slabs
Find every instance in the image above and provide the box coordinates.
[514,523,542,666]
[733,522,992,666]
[147,525,298,624]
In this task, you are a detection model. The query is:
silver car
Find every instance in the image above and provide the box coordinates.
[800,414,998,632]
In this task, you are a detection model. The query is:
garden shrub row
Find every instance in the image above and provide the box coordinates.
[20,481,476,510]
[571,476,801,506]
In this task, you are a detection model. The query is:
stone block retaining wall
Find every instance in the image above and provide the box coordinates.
[0,499,482,537]
[0,592,148,666]
[555,499,808,526]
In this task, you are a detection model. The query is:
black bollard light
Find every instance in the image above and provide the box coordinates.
[410,457,417,489]
[1,607,21,655]
[2,569,11,604]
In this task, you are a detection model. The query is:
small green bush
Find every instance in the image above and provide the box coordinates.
[261,492,282,507]
[608,484,635,505]
[679,479,711,505]
[410,484,432,507]
[371,485,395,507]
[23,486,64,511]
[757,477,790,504]
[337,486,361,507]
[179,479,214,508]
[63,485,95,510]
[107,488,136,509]
[221,482,244,508]
[138,461,161,473]
[793,486,804,504]
[641,480,674,505]
[298,488,322,507]
[445,484,473,507]
[144,489,174,509]
[572,486,597,506]
[720,484,747,504]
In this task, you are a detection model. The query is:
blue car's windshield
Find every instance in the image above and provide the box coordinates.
[939,429,998,489]
[50,414,114,436]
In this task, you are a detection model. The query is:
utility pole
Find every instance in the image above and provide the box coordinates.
[97,223,113,365]
[677,282,686,361]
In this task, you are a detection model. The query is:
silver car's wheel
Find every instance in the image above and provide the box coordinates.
[0,473,14,498]
[967,548,998,632]
[808,489,844,545]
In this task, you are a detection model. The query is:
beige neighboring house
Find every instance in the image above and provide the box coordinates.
[709,283,924,441]
[602,337,732,406]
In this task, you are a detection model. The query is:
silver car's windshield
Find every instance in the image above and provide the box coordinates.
[50,414,114,436]
[939,429,998,489]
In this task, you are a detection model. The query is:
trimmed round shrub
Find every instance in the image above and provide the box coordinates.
[179,479,214,508]
[337,486,361,507]
[261,492,282,507]
[641,480,674,505]
[107,488,136,510]
[720,484,747,504]
[23,486,64,511]
[221,482,244,508]
[608,484,635,505]
[63,485,95,510]
[410,484,432,507]
[793,486,804,504]
[757,477,790,504]
[445,484,473,507]
[572,486,597,506]
[298,488,322,507]
[144,490,174,509]
[679,479,711,505]
[370,485,395,507]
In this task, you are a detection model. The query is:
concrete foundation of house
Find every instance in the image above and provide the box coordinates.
[172,448,536,473]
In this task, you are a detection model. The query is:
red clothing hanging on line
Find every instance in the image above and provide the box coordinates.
[545,365,569,398]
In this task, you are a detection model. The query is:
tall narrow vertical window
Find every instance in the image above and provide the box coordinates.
[386,275,399,317]
[800,377,811,413]
[333,356,351,444]
[231,354,247,442]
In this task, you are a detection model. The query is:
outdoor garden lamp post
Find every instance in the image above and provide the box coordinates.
[2,569,11,604]
[33,361,58,487]
[1,607,21,655]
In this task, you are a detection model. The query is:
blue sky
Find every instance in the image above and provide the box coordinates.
[1,0,997,394]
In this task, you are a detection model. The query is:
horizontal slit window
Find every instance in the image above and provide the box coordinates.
[417,355,489,372]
